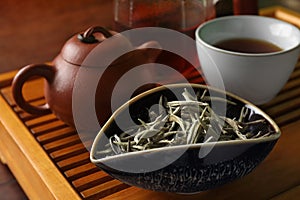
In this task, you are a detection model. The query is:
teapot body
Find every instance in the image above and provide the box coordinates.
[43,55,79,126]
[12,27,160,130]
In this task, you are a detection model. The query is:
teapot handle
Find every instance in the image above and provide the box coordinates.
[12,64,55,115]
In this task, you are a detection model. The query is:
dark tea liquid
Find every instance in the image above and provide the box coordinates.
[214,38,282,53]
[114,21,201,41]
[114,1,208,83]
[114,3,206,39]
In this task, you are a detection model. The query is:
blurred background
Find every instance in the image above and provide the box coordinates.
[0,0,300,73]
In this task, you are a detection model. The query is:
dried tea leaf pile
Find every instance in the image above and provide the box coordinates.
[99,88,275,156]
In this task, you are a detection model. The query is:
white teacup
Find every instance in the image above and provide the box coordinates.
[195,15,300,105]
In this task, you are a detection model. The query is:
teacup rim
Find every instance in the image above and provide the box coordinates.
[195,15,300,57]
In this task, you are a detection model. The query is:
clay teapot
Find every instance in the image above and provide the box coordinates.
[12,26,161,130]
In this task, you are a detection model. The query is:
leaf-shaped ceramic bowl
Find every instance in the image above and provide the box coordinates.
[90,83,280,193]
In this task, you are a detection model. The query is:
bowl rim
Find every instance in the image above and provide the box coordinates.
[195,15,300,57]
[90,83,281,164]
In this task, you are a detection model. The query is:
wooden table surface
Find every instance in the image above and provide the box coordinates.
[1,1,300,200]
[0,0,113,74]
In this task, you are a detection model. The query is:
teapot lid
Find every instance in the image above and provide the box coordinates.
[61,26,132,66]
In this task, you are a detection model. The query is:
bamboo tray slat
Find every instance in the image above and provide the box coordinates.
[1,57,299,200]
[0,6,300,200]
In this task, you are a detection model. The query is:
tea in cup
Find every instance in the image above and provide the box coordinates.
[195,15,300,105]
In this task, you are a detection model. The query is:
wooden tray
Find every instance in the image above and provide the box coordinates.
[0,6,300,200]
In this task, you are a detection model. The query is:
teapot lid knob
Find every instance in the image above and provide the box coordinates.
[77,26,113,43]
[61,26,117,66]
